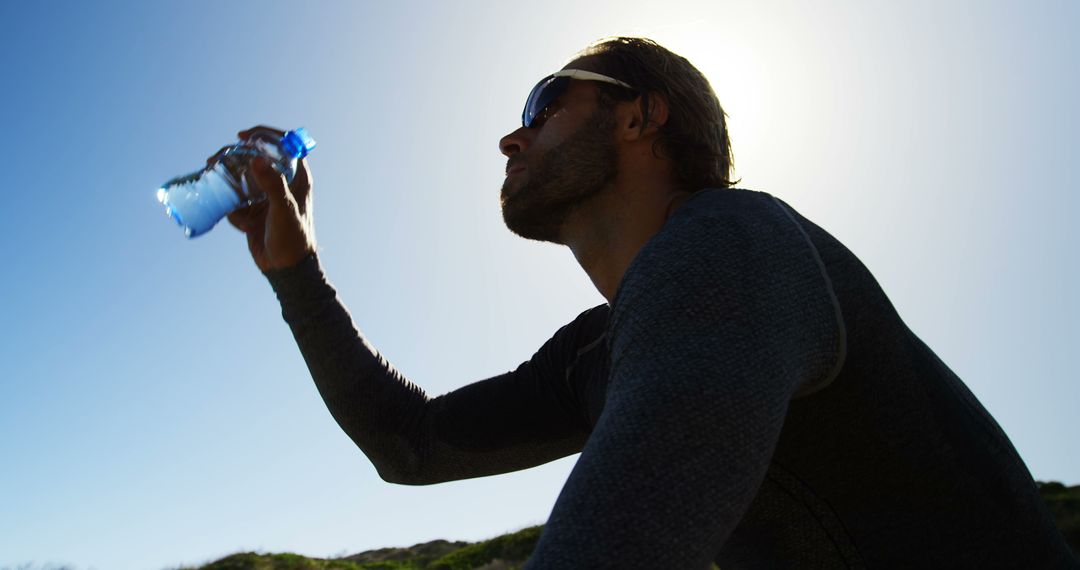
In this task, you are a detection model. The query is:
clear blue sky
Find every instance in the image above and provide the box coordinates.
[2,1,1077,569]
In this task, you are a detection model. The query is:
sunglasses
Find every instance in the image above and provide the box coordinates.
[522,69,636,128]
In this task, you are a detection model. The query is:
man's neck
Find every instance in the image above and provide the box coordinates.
[561,174,693,305]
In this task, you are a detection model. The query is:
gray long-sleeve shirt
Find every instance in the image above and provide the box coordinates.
[263,188,1076,568]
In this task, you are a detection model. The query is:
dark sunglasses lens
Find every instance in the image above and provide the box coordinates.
[523,76,568,127]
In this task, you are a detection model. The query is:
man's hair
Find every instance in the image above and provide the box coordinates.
[571,37,739,191]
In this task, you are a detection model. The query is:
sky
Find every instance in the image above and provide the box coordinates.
[1,1,1077,569]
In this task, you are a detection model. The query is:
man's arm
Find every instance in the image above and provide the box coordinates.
[263,252,595,485]
[524,195,846,568]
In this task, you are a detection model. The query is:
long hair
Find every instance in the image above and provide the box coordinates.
[571,37,739,191]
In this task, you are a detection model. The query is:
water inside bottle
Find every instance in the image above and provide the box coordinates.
[157,164,243,238]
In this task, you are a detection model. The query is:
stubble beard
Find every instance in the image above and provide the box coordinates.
[500,108,618,245]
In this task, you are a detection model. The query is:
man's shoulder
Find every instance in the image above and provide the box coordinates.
[565,303,611,342]
[677,187,783,222]
[533,303,610,359]
[646,187,803,258]
[609,187,828,316]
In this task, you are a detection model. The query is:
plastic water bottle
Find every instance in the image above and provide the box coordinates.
[156,128,317,238]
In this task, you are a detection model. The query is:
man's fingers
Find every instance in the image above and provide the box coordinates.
[290,157,312,204]
[248,157,298,212]
[226,212,247,232]
[227,201,266,233]
[205,144,232,167]
[238,125,286,141]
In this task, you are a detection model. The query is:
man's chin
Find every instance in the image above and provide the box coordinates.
[501,201,563,244]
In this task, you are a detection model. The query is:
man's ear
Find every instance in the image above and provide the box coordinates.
[620,91,669,140]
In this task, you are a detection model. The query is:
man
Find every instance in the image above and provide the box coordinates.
[228,37,1076,568]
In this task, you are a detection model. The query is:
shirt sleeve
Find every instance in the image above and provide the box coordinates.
[262,252,593,485]
[524,196,846,568]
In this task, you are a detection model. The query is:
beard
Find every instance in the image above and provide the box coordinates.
[499,107,618,244]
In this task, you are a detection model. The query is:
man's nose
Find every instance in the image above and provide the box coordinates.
[499,126,532,158]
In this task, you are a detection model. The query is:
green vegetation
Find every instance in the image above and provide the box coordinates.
[425,526,541,570]
[180,481,1080,569]
[196,552,368,569]
[1038,480,1080,556]
[342,538,470,569]
[177,527,543,570]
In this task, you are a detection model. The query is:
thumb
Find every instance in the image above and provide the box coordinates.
[248,156,294,209]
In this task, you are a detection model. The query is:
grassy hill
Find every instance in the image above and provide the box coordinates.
[1040,480,1080,552]
[179,481,1080,569]
[183,525,542,570]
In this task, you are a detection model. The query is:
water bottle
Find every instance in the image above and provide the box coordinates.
[156,128,317,238]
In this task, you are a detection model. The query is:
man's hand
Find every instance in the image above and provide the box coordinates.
[216,125,317,273]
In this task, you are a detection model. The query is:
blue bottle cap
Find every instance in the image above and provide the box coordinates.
[280,128,317,159]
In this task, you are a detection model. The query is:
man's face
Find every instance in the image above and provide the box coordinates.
[498,74,618,245]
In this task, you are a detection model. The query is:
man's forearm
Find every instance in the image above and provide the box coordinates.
[261,252,590,485]
[263,252,432,482]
